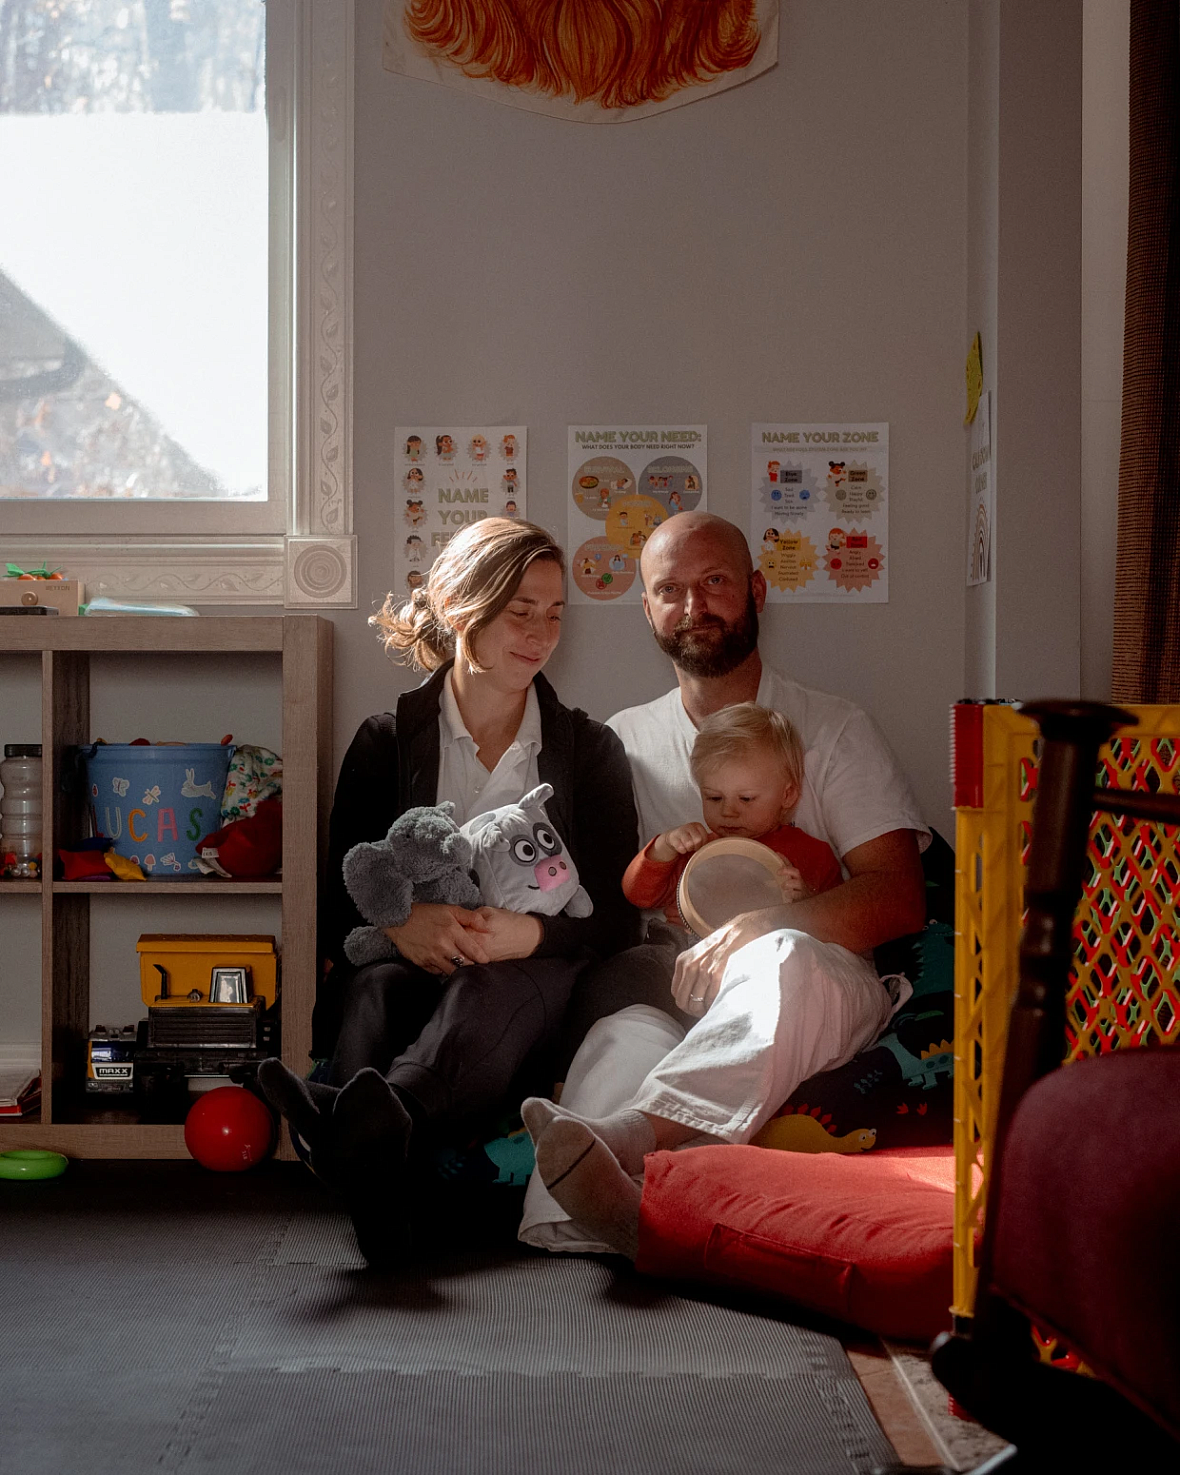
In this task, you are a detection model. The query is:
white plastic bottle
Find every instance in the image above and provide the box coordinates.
[0,744,43,879]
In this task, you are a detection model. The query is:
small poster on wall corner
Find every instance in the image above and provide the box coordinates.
[392,426,526,602]
[968,391,992,586]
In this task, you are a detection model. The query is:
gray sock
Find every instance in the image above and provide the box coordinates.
[258,1057,338,1148]
[535,1118,643,1260]
[521,1097,656,1177]
[330,1069,413,1271]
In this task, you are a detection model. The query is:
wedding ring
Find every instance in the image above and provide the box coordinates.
[450,956,464,967]
[689,993,705,1003]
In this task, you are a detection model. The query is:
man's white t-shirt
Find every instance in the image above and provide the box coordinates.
[607,667,930,865]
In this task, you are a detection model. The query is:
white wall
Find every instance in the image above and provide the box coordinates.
[1081,0,1129,700]
[964,0,1083,704]
[339,0,969,836]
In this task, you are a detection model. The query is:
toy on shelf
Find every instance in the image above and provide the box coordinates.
[80,740,234,879]
[133,934,279,1119]
[0,564,82,615]
[85,1026,138,1095]
[195,798,282,879]
[5,563,64,578]
[57,838,148,882]
[72,739,283,882]
[183,1086,274,1172]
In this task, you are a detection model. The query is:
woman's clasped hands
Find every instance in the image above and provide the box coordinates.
[383,902,543,976]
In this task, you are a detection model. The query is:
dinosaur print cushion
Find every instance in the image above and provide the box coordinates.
[756,919,955,1153]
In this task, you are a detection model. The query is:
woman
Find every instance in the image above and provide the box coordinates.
[261,519,640,1265]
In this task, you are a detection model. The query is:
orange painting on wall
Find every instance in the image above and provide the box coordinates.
[384,0,779,122]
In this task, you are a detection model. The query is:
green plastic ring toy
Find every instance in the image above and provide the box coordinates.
[0,1149,69,1181]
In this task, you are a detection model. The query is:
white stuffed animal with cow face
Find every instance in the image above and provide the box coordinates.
[460,783,592,918]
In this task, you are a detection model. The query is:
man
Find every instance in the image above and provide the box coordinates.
[610,509,928,1010]
[524,512,929,1254]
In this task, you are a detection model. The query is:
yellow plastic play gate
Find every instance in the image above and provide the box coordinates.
[952,702,1180,1320]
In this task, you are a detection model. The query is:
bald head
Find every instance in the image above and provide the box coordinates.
[638,511,765,679]
[640,511,753,589]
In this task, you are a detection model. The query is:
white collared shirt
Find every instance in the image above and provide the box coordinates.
[436,673,542,825]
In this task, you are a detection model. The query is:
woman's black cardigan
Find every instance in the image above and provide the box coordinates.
[313,664,642,1054]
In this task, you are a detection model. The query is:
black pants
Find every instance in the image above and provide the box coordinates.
[556,921,696,1075]
[329,955,582,1141]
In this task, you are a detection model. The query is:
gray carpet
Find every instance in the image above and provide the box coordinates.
[1,1162,897,1474]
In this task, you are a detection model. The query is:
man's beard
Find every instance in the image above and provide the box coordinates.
[653,589,759,678]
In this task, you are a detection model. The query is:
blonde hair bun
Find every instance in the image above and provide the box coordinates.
[371,517,565,672]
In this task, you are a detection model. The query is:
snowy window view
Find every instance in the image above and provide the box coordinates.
[0,0,268,501]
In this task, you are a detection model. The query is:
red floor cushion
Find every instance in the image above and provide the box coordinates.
[636,1144,954,1343]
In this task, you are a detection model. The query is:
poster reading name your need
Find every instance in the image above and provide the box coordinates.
[393,427,527,600]
[567,424,708,604]
[751,423,888,603]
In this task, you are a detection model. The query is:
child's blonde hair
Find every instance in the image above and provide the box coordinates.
[370,517,564,672]
[690,702,805,792]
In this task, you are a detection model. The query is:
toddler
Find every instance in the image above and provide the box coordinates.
[520,705,854,1257]
[622,702,842,926]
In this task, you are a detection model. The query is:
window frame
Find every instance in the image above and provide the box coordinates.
[2,0,356,609]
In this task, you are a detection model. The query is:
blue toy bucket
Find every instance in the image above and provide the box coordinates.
[82,744,234,878]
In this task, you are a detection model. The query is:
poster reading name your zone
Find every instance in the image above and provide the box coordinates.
[567,425,707,604]
[393,426,527,600]
[751,423,888,603]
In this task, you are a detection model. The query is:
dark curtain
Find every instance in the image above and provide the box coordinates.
[1112,1,1180,701]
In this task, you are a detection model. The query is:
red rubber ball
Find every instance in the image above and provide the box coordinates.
[184,1086,274,1172]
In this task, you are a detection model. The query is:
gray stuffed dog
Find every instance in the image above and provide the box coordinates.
[341,801,480,967]
[342,784,590,968]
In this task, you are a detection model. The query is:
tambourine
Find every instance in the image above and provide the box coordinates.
[676,837,786,939]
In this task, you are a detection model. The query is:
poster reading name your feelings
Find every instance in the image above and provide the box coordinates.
[393,427,527,600]
[567,425,707,604]
[751,423,888,603]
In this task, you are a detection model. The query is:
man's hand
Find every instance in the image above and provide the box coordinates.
[671,907,781,1017]
[669,829,927,1015]
[383,903,492,975]
[466,906,544,962]
[650,822,711,864]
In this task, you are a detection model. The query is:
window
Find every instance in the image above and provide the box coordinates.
[0,0,356,607]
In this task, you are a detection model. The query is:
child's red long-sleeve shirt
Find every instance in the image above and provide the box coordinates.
[622,823,843,926]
